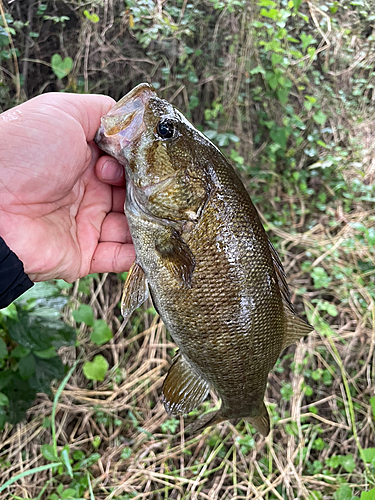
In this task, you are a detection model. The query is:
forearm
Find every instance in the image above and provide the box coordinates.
[0,237,34,309]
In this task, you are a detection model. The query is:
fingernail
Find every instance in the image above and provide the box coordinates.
[102,159,123,181]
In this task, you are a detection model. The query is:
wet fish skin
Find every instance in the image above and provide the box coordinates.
[95,83,313,436]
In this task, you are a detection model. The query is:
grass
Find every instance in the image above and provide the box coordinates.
[1,1,375,498]
[0,204,374,499]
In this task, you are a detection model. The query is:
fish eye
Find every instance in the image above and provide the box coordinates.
[156,120,175,139]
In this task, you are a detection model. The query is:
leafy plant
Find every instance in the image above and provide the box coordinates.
[0,283,76,429]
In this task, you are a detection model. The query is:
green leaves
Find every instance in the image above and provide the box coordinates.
[0,282,76,429]
[363,448,375,463]
[73,305,113,346]
[313,110,328,125]
[270,126,290,150]
[83,10,99,23]
[361,489,375,500]
[300,32,316,51]
[369,397,375,420]
[326,454,356,473]
[0,338,7,361]
[73,304,94,326]
[90,320,113,346]
[311,267,332,289]
[5,308,76,351]
[41,444,59,462]
[51,53,73,80]
[83,355,109,381]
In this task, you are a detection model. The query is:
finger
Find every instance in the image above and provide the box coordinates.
[95,155,125,186]
[112,186,126,212]
[25,92,116,141]
[99,212,131,243]
[90,242,135,274]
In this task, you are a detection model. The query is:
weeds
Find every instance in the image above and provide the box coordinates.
[0,0,375,498]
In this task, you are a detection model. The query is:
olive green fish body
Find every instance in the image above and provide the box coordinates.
[95,83,313,435]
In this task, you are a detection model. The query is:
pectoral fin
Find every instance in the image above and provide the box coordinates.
[155,231,195,287]
[162,351,210,415]
[121,261,149,322]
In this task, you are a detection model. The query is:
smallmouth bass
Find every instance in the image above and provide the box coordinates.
[95,83,313,436]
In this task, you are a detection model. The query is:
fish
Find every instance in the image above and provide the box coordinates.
[94,83,313,436]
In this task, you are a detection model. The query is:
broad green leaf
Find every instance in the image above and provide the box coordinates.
[83,355,108,381]
[29,357,65,394]
[0,407,6,430]
[11,345,31,358]
[0,392,9,406]
[277,87,289,103]
[270,127,289,149]
[17,282,59,301]
[361,489,375,500]
[90,320,113,346]
[340,454,355,473]
[250,65,265,75]
[18,354,36,380]
[266,72,278,90]
[2,375,36,424]
[313,110,327,125]
[34,347,58,359]
[0,370,13,391]
[370,396,375,420]
[0,302,18,319]
[363,448,375,463]
[271,53,283,66]
[0,338,7,361]
[6,309,76,351]
[72,304,94,326]
[300,32,315,51]
[41,444,59,462]
[333,484,353,500]
[51,53,73,80]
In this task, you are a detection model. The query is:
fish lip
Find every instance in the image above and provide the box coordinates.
[94,83,157,160]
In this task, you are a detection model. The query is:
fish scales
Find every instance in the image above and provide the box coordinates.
[95,83,313,435]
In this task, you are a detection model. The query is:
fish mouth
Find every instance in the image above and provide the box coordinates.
[94,83,157,164]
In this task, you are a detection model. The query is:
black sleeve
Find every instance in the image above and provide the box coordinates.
[0,237,34,309]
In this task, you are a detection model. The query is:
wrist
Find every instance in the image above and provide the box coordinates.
[0,237,34,308]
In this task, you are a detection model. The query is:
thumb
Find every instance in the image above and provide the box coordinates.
[26,92,116,141]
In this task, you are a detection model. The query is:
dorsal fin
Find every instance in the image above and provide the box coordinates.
[268,237,313,348]
[268,237,294,309]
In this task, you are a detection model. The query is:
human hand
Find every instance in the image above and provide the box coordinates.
[0,93,135,283]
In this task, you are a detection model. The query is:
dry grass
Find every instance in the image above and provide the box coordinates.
[1,206,374,499]
[1,1,375,498]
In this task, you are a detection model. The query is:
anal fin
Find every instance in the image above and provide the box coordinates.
[121,261,149,322]
[162,351,210,416]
